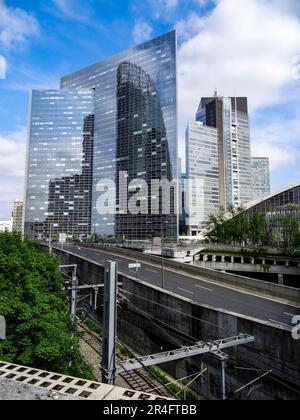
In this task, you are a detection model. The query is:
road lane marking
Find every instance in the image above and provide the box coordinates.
[269,319,292,329]
[146,268,158,274]
[194,284,214,292]
[177,287,195,295]
[60,247,300,313]
[283,312,298,318]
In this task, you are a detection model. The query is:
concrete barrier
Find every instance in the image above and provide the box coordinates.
[77,243,300,305]
[48,246,300,400]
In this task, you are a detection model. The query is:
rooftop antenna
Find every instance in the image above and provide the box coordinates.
[214,88,218,98]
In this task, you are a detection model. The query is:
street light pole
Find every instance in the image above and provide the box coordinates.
[161,220,165,289]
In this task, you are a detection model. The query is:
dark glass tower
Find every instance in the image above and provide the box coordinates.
[24,32,178,241]
[61,31,178,240]
[115,62,174,240]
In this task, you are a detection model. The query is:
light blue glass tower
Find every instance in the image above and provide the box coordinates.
[24,90,95,239]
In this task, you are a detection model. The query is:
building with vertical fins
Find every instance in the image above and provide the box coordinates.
[185,122,220,237]
[196,95,253,210]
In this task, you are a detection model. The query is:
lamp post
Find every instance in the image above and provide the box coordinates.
[161,220,168,289]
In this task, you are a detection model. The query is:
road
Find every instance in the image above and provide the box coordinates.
[60,244,300,330]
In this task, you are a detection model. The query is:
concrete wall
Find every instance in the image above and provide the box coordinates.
[52,247,300,400]
[195,261,300,276]
[78,244,300,305]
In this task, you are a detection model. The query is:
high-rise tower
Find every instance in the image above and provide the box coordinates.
[196,96,252,210]
[24,32,178,241]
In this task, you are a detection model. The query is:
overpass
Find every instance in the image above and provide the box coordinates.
[47,243,300,400]
[58,243,300,329]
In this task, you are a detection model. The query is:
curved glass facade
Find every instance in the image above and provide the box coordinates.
[242,185,300,246]
[61,31,178,239]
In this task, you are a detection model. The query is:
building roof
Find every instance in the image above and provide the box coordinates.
[242,183,300,212]
[0,361,172,401]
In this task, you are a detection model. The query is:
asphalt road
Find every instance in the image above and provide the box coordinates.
[61,244,300,330]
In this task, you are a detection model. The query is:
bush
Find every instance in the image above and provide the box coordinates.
[0,233,94,380]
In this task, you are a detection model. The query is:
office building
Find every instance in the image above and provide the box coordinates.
[0,221,12,233]
[12,199,23,233]
[196,95,253,210]
[185,122,220,236]
[252,157,271,199]
[24,90,95,240]
[179,172,187,235]
[24,32,178,241]
[61,31,178,240]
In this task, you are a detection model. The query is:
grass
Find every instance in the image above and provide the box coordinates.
[83,318,103,336]
[148,366,196,400]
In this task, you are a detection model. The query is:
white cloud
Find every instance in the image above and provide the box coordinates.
[0,0,39,50]
[0,55,6,79]
[177,0,300,172]
[251,113,300,171]
[52,0,93,23]
[133,21,153,44]
[0,127,26,219]
[0,127,26,178]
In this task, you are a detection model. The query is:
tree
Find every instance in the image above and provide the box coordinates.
[0,233,93,379]
[249,213,266,246]
[282,215,299,250]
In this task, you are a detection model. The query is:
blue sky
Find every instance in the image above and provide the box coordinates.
[0,0,300,219]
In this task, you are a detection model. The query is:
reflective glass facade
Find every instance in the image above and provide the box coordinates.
[61,31,178,240]
[186,122,220,235]
[242,185,300,246]
[24,90,95,239]
[251,157,271,199]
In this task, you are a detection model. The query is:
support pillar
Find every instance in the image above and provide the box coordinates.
[278,274,284,286]
[102,261,118,386]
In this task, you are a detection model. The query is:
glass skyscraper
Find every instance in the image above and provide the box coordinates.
[24,90,95,239]
[185,122,220,236]
[24,31,178,241]
[60,30,178,240]
[251,157,271,199]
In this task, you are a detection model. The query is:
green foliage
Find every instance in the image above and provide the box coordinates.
[148,366,195,400]
[207,207,300,251]
[282,215,299,250]
[83,318,103,337]
[0,233,94,380]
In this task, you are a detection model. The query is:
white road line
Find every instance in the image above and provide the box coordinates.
[146,269,157,274]
[194,284,214,292]
[269,319,292,329]
[283,312,297,318]
[178,287,195,295]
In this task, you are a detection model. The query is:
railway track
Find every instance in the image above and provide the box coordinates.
[78,323,174,399]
